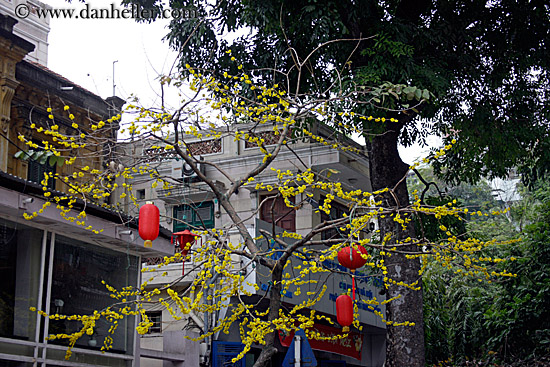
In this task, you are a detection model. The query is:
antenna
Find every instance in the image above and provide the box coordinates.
[112,60,118,96]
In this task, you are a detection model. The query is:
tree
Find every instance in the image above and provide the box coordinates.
[422,180,550,366]
[487,181,550,362]
[119,1,550,364]
[18,49,521,367]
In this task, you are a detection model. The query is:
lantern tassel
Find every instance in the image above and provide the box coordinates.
[350,246,355,300]
[353,276,356,301]
[351,271,356,301]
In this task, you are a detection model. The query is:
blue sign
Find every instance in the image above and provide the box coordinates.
[282,329,317,367]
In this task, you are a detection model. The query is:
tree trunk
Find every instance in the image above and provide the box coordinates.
[368,123,425,367]
[253,263,284,367]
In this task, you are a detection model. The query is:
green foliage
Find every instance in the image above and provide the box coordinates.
[423,263,451,363]
[423,180,550,365]
[14,149,64,167]
[408,167,497,209]
[414,195,466,242]
[122,0,550,184]
[483,184,550,360]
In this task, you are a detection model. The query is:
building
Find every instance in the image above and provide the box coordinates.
[125,122,386,367]
[0,12,176,367]
[0,0,51,65]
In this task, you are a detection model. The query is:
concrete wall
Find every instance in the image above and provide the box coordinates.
[140,331,200,367]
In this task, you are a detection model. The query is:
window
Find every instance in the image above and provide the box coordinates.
[27,141,55,190]
[320,196,349,241]
[50,235,139,352]
[136,189,146,200]
[260,195,296,232]
[0,218,42,339]
[144,311,162,334]
[173,201,215,232]
[213,341,246,367]
[0,216,140,360]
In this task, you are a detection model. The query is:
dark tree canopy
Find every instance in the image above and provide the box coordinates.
[124,0,550,185]
[121,1,549,366]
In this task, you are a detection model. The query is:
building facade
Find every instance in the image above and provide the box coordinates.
[0,0,51,66]
[126,122,386,367]
[0,12,175,367]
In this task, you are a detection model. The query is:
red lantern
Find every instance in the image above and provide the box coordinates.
[337,244,368,270]
[338,244,368,301]
[138,202,159,248]
[172,230,200,275]
[336,294,353,327]
[172,229,198,254]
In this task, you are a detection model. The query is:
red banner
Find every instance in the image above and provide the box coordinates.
[278,323,363,360]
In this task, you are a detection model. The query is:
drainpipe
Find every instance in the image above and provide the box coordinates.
[204,271,220,365]
[295,334,301,367]
[190,311,204,330]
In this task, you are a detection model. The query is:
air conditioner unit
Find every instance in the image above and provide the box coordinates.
[183,161,197,178]
[368,219,378,232]
[170,160,183,180]
[170,159,204,181]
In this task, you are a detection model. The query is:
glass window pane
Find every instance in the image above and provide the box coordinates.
[196,205,212,222]
[0,359,32,367]
[183,207,193,221]
[0,218,42,340]
[50,235,139,353]
[320,196,349,240]
[174,202,214,231]
[145,311,162,334]
[27,140,55,189]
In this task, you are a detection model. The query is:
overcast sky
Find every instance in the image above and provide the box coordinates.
[45,0,178,107]
[42,0,436,163]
